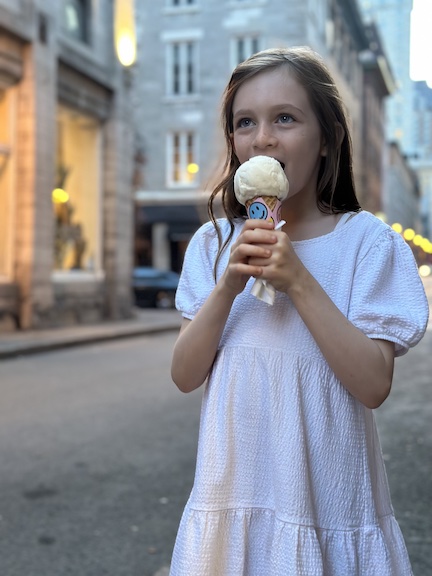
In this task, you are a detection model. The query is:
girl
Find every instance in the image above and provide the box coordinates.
[170,47,429,575]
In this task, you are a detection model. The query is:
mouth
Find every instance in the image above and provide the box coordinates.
[278,161,285,170]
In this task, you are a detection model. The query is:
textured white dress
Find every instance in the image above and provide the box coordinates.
[170,211,429,576]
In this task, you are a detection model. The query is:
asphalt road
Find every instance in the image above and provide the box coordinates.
[0,326,431,575]
[0,333,202,576]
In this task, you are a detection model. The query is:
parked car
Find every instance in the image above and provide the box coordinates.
[132,266,180,309]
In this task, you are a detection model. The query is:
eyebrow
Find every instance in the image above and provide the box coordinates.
[232,103,305,119]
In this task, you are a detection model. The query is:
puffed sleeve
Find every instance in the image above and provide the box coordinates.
[348,227,429,356]
[175,220,220,319]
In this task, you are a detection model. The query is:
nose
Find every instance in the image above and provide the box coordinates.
[253,123,277,149]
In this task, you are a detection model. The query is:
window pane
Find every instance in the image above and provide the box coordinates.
[237,39,245,64]
[0,90,13,277]
[169,131,198,185]
[187,43,194,94]
[252,37,259,55]
[173,44,180,94]
[64,0,89,44]
[173,133,180,182]
[54,106,101,271]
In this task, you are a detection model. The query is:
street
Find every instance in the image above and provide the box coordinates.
[0,325,431,576]
[0,333,202,576]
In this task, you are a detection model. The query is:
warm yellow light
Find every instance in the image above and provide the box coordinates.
[420,238,432,253]
[187,163,199,174]
[116,32,137,67]
[114,0,137,67]
[403,228,415,241]
[375,211,386,222]
[52,188,69,204]
[413,234,423,246]
[391,223,403,234]
[419,264,431,277]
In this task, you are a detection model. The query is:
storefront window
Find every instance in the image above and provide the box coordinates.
[0,89,15,279]
[53,105,101,273]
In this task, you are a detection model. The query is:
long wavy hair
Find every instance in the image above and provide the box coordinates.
[208,46,361,278]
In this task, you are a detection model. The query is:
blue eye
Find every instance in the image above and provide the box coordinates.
[279,114,294,124]
[237,118,253,128]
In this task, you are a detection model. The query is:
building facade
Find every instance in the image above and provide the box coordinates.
[411,81,432,238]
[359,0,432,236]
[133,0,391,271]
[0,0,135,330]
[382,141,420,228]
[359,0,415,153]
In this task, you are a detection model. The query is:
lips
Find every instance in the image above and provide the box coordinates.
[249,156,285,169]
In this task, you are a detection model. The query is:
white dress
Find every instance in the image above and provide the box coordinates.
[170,211,429,576]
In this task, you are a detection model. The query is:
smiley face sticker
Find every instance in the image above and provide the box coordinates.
[248,201,268,220]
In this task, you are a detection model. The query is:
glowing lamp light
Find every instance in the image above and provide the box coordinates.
[187,163,199,174]
[52,188,69,204]
[413,234,423,246]
[420,238,432,254]
[419,265,431,278]
[116,33,137,67]
[114,0,137,67]
[391,223,403,234]
[403,228,415,242]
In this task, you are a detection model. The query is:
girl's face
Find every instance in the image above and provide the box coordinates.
[231,66,327,208]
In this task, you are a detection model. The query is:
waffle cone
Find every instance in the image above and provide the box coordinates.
[245,195,279,211]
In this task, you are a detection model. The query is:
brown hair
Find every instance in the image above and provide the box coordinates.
[208,46,361,277]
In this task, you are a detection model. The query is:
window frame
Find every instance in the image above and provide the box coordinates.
[63,0,91,45]
[166,131,199,188]
[165,37,200,97]
[230,35,262,68]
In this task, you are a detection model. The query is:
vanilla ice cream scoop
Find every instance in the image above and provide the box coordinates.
[234,155,289,206]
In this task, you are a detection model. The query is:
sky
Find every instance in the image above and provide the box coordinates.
[410,0,432,87]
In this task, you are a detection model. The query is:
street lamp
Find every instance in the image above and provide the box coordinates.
[114,0,137,67]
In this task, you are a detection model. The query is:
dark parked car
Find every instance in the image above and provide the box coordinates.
[132,267,180,309]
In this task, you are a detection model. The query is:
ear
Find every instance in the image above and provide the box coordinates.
[320,136,328,157]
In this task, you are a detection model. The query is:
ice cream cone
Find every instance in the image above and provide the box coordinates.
[246,195,278,212]
[245,195,282,225]
[233,156,289,305]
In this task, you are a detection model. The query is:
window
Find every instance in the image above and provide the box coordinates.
[0,89,15,279]
[54,106,102,272]
[231,36,261,67]
[167,41,198,96]
[63,0,90,44]
[167,131,199,187]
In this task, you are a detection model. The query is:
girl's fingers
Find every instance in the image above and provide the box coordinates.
[233,244,271,260]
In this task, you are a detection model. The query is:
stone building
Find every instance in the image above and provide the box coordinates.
[382,141,420,230]
[133,0,392,271]
[0,0,134,330]
[359,22,395,215]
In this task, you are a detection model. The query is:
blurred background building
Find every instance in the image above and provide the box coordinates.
[0,0,134,330]
[132,0,425,272]
[0,0,430,331]
[359,0,432,237]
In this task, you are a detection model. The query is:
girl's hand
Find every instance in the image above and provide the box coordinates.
[248,227,305,294]
[220,219,278,295]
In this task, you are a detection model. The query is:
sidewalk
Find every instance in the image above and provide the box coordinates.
[0,308,182,360]
[0,276,430,361]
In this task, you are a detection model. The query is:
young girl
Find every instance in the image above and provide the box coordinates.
[170,47,429,575]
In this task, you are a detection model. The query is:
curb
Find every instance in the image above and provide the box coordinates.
[0,321,181,360]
